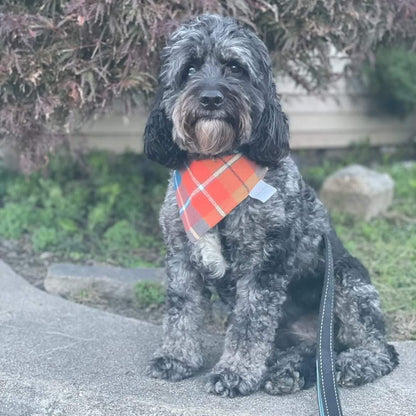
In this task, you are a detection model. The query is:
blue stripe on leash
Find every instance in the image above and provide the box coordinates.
[316,234,343,416]
[316,362,326,416]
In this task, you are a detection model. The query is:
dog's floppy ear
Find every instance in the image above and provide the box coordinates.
[144,90,187,169]
[240,88,289,168]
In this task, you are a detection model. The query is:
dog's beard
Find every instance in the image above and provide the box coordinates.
[193,118,236,155]
[172,110,236,156]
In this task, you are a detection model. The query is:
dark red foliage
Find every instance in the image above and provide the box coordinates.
[0,0,415,171]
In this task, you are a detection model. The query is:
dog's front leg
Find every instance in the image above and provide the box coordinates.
[148,252,205,381]
[207,272,287,397]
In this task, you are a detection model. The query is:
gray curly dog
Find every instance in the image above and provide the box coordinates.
[143,14,398,398]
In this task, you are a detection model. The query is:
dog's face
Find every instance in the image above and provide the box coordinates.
[144,14,289,169]
[161,16,265,157]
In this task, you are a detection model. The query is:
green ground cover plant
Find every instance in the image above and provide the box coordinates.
[134,281,166,308]
[0,151,168,267]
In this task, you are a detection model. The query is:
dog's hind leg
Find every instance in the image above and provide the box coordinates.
[335,344,398,387]
[333,254,399,387]
[263,248,399,394]
[263,342,316,395]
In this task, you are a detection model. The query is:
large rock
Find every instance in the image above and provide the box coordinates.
[1,260,416,415]
[45,263,166,302]
[320,165,394,220]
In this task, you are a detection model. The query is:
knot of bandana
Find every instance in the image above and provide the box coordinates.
[173,153,270,242]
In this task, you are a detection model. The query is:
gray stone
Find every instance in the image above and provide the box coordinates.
[40,251,54,260]
[1,260,416,416]
[45,263,166,302]
[398,160,416,170]
[320,164,394,220]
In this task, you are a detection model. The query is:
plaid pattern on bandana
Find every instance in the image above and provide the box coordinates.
[174,153,268,242]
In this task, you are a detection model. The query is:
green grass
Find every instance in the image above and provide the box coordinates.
[0,151,169,267]
[134,281,166,308]
[333,213,416,313]
[302,160,416,334]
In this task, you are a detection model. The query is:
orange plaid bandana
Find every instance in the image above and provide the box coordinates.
[174,153,273,242]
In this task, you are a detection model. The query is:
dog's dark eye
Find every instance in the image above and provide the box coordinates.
[187,66,197,78]
[181,65,197,84]
[226,62,244,76]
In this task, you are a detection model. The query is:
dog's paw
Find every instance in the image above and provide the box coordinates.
[263,368,305,395]
[206,369,258,398]
[148,355,197,381]
[335,366,374,387]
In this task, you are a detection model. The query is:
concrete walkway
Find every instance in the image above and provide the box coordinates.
[1,260,415,416]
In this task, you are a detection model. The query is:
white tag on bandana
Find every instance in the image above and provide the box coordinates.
[249,180,277,203]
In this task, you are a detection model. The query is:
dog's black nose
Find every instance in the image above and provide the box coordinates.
[199,89,224,110]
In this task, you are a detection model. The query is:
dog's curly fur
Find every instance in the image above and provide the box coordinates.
[144,14,398,398]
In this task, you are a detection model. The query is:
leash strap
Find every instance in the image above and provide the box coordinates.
[316,234,343,416]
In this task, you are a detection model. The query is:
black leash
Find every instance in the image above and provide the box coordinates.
[316,234,344,416]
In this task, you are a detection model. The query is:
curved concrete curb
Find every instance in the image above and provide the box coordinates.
[1,260,415,416]
[45,263,165,302]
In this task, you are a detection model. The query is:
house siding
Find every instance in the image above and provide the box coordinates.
[73,76,416,153]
